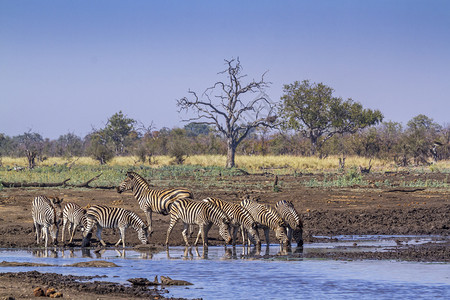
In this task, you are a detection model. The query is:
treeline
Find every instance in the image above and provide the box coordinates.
[0,112,448,169]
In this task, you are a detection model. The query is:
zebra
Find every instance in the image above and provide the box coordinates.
[275,200,303,247]
[202,197,260,247]
[240,197,288,248]
[165,198,232,249]
[31,195,63,248]
[117,171,193,235]
[81,205,148,248]
[61,202,88,244]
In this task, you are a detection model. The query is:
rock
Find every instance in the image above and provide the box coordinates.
[45,287,56,297]
[49,292,63,298]
[33,287,44,297]
[160,276,193,286]
[127,277,159,286]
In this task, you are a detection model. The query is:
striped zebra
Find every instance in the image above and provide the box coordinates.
[202,197,260,247]
[275,200,303,247]
[165,198,232,249]
[117,171,193,235]
[61,202,88,244]
[31,195,63,247]
[240,197,288,247]
[82,205,148,248]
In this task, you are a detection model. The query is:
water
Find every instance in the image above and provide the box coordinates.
[1,235,449,300]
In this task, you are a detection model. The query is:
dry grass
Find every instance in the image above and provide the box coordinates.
[1,155,449,173]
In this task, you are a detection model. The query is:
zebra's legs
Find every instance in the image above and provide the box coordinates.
[115,226,126,248]
[95,226,107,247]
[181,223,191,247]
[264,228,270,247]
[232,226,239,246]
[34,222,42,245]
[42,226,49,248]
[165,216,178,247]
[61,219,68,244]
[286,227,293,247]
[69,222,77,244]
[145,209,153,235]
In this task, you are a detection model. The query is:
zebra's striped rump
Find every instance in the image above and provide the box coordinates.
[203,197,260,246]
[82,205,148,248]
[31,195,63,247]
[165,198,231,248]
[240,198,288,247]
[275,200,303,246]
[116,171,193,234]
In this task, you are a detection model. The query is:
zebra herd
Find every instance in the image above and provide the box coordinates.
[31,171,303,250]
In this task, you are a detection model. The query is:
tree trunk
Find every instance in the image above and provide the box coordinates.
[310,135,317,156]
[226,140,236,168]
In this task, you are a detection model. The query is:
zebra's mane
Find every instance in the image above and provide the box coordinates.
[127,171,151,188]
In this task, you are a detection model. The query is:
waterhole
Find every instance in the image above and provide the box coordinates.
[1,235,449,299]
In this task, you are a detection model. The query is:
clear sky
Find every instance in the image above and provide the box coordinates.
[1,0,449,139]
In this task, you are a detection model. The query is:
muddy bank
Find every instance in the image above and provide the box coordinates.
[0,271,192,300]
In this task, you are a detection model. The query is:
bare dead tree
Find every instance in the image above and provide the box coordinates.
[177,58,278,168]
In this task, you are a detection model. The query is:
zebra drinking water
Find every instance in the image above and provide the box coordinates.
[31,195,63,248]
[240,197,288,248]
[61,202,88,244]
[202,197,260,246]
[165,198,232,249]
[275,200,303,247]
[117,171,193,235]
[82,205,148,248]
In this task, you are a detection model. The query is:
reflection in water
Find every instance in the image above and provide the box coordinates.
[32,248,59,258]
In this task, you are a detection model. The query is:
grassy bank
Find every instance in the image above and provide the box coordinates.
[0,155,448,189]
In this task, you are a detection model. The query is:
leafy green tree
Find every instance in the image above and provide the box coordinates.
[404,114,441,164]
[86,131,114,165]
[104,111,137,155]
[184,122,211,137]
[56,133,83,157]
[279,80,383,155]
[177,58,278,168]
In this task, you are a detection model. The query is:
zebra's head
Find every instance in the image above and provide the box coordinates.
[219,223,232,245]
[275,225,289,246]
[49,197,63,220]
[138,225,149,244]
[247,226,261,245]
[117,173,134,194]
[49,223,59,245]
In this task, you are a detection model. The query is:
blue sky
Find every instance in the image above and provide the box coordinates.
[1,0,449,139]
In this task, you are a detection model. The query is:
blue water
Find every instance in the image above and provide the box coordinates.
[1,236,449,300]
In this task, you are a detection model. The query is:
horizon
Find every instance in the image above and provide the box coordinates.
[1,0,449,139]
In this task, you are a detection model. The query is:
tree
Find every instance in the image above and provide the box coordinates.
[279,80,383,155]
[404,114,441,164]
[177,58,277,168]
[85,131,114,165]
[104,111,136,155]
[16,131,44,169]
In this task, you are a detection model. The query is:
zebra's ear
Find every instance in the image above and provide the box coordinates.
[126,171,135,179]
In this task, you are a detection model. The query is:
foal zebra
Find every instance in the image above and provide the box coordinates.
[31,196,63,247]
[82,205,148,248]
[61,202,88,244]
[202,197,260,246]
[240,197,288,248]
[275,200,303,247]
[165,198,232,249]
[117,171,193,235]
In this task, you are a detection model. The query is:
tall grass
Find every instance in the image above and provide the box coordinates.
[2,155,450,173]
